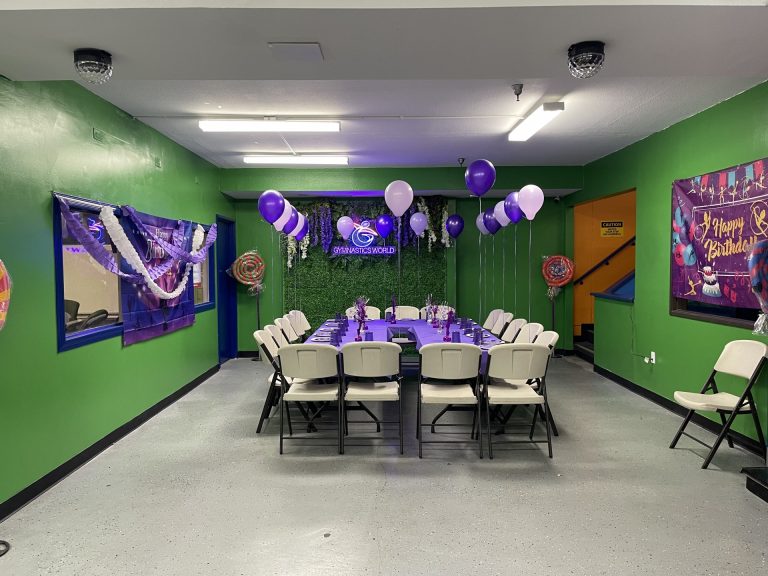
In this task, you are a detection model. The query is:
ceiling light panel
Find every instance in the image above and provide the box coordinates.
[508,102,565,142]
[199,120,340,132]
[243,155,349,165]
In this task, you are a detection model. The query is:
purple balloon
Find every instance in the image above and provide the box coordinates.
[410,212,428,236]
[483,208,501,235]
[294,218,309,242]
[445,213,464,238]
[504,192,524,224]
[375,214,394,238]
[283,207,299,236]
[465,159,496,197]
[258,189,285,224]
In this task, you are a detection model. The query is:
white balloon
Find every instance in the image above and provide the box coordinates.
[384,180,414,217]
[273,200,293,231]
[476,212,490,235]
[518,184,545,220]
[494,200,511,226]
[288,212,306,237]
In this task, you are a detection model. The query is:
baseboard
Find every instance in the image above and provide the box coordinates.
[594,364,766,458]
[555,348,574,356]
[238,350,260,359]
[0,364,220,522]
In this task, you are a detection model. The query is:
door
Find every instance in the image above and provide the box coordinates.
[216,215,237,363]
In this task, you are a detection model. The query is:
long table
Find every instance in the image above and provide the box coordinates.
[307,318,502,355]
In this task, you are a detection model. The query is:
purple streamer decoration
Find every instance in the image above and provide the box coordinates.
[121,206,216,264]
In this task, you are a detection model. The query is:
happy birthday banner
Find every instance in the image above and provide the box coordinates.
[671,157,768,309]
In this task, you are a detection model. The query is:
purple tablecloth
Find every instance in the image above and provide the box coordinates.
[307,318,502,356]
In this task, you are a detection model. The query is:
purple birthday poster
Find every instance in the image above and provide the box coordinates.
[671,157,768,309]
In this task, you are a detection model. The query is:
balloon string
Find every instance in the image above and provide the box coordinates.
[478,197,482,321]
[528,219,533,322]
[398,216,402,304]
[492,234,496,311]
[502,230,506,310]
[417,237,421,297]
[514,225,518,315]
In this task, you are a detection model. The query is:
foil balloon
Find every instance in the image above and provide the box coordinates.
[748,239,768,334]
[0,259,10,331]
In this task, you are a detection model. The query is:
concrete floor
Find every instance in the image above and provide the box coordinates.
[1,357,766,576]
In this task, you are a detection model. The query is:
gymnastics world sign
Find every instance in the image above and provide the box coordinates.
[332,219,396,256]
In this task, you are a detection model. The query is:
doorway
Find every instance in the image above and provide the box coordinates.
[572,190,636,362]
[216,215,237,363]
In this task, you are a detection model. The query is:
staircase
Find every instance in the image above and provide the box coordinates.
[574,323,594,363]
[743,467,768,503]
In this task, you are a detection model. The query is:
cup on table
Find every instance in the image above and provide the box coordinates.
[385,311,392,322]
[451,330,460,343]
[364,331,373,341]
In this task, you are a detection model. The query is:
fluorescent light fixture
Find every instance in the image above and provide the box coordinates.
[508,102,565,142]
[199,119,340,133]
[243,155,349,165]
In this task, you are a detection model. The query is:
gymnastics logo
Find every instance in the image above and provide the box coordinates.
[350,220,378,248]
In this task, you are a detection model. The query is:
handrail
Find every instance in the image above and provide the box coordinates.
[573,235,636,285]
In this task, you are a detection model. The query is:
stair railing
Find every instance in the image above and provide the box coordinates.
[573,236,636,286]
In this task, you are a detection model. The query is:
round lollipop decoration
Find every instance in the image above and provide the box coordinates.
[0,259,11,332]
[542,255,574,300]
[231,250,266,295]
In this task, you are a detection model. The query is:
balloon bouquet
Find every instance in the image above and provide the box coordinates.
[748,239,768,335]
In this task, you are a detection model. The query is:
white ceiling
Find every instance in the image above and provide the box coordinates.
[0,3,767,169]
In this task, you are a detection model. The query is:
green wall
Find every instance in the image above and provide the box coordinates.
[455,198,568,338]
[0,80,233,505]
[572,80,768,443]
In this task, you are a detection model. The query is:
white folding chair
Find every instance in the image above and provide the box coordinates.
[483,308,503,330]
[366,306,382,320]
[669,339,766,469]
[276,316,300,343]
[266,323,289,348]
[341,342,403,454]
[514,322,544,343]
[491,312,513,336]
[278,344,342,454]
[345,306,357,319]
[501,318,527,342]
[494,331,560,436]
[288,310,306,340]
[297,310,311,332]
[253,329,303,434]
[483,343,554,459]
[386,305,420,320]
[418,343,483,458]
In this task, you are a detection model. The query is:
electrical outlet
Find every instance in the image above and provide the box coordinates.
[650,351,656,364]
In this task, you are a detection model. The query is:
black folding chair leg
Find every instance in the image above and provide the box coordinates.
[430,405,452,433]
[529,407,538,440]
[702,408,740,469]
[719,412,734,448]
[357,402,381,432]
[486,399,493,460]
[418,396,423,458]
[748,394,766,449]
[544,402,553,458]
[670,409,695,448]
[257,385,277,433]
[478,401,484,459]
[399,396,404,455]
[548,407,559,437]
[279,395,284,454]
